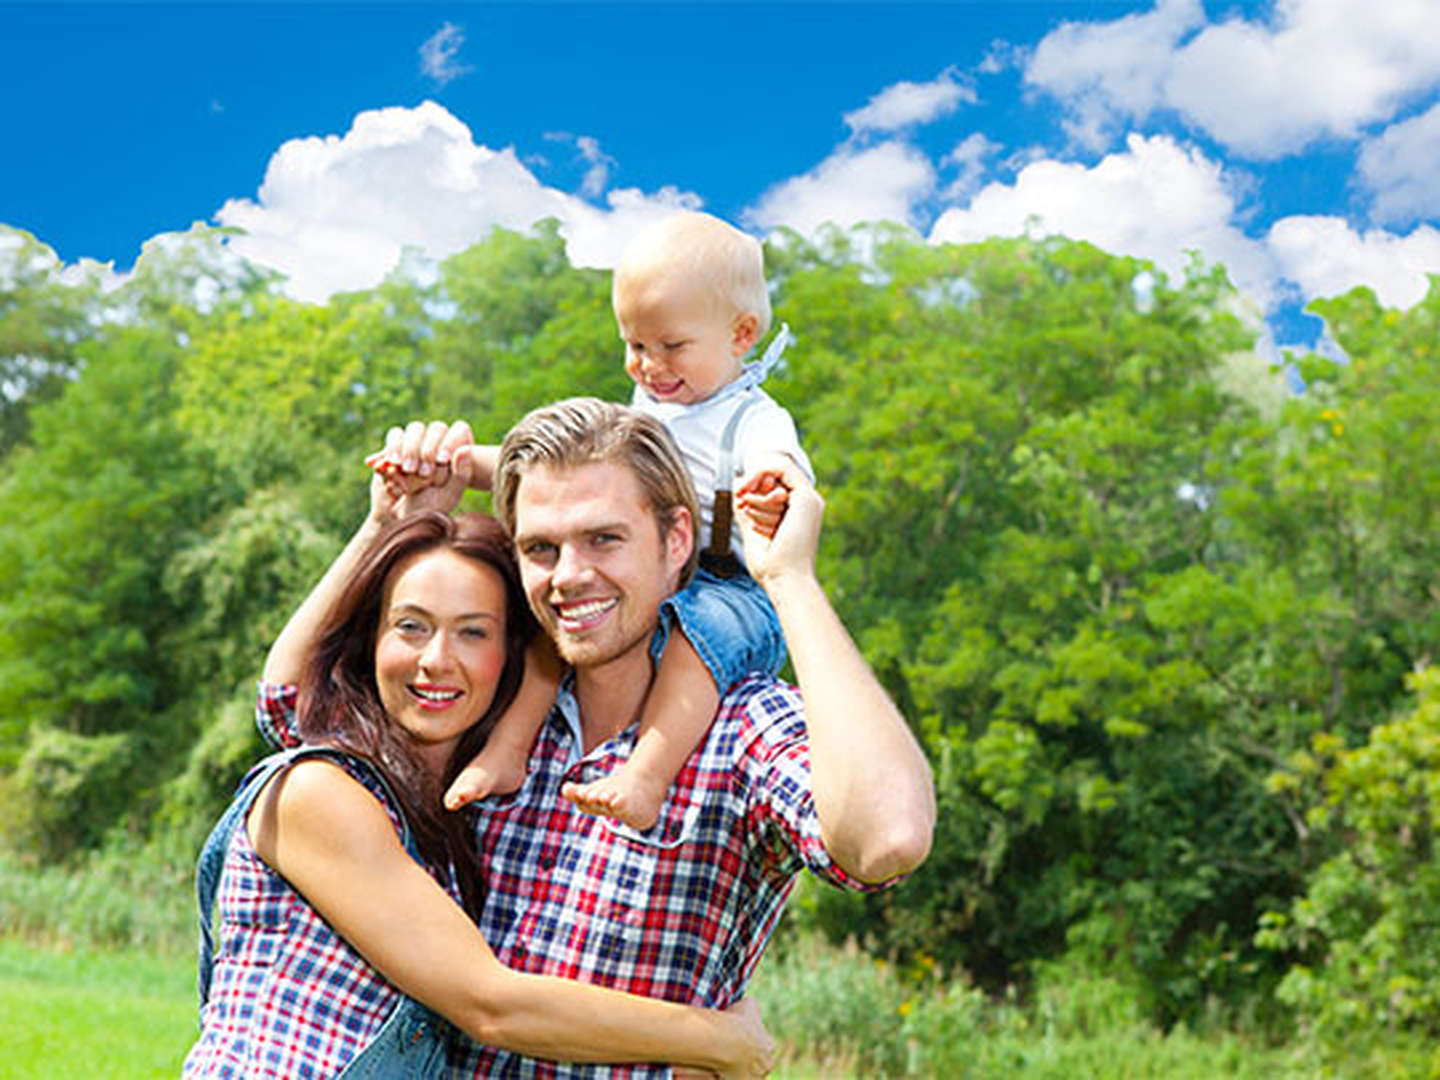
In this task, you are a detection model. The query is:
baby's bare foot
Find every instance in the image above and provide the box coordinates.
[562,767,668,831]
[445,754,527,810]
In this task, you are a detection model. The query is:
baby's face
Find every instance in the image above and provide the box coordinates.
[614,276,750,406]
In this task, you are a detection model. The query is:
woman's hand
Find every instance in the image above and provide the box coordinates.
[715,997,775,1078]
[367,420,476,523]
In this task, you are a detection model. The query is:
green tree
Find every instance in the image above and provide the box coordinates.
[770,227,1308,1020]
[0,325,217,857]
[0,228,98,456]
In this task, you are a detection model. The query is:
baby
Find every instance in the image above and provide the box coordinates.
[406,211,813,831]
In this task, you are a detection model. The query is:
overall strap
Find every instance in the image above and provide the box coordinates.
[195,746,417,1010]
[708,391,762,560]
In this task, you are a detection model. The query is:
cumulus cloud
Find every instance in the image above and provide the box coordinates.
[1358,102,1440,224]
[930,134,1280,306]
[1266,216,1440,309]
[1026,0,1440,159]
[419,22,473,85]
[214,102,698,301]
[844,69,975,134]
[1025,0,1205,150]
[744,141,936,236]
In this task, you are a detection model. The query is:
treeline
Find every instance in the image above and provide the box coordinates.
[1,219,1437,1052]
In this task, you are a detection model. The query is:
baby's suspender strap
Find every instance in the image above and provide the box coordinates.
[194,746,418,1012]
[709,392,761,559]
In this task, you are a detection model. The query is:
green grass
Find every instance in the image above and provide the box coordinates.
[0,931,1430,1079]
[0,938,196,1078]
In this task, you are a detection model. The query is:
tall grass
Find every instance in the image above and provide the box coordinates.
[0,838,193,954]
[751,935,1337,1078]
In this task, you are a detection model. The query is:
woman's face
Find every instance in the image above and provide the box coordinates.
[374,547,509,771]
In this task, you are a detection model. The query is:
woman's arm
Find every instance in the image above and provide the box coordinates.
[248,760,772,1076]
[262,436,471,685]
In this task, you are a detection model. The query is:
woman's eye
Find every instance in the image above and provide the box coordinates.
[461,626,491,640]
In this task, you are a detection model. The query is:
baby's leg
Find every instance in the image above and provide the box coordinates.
[563,570,785,830]
[563,630,717,830]
[445,639,562,809]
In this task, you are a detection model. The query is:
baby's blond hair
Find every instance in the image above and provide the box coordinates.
[613,212,772,337]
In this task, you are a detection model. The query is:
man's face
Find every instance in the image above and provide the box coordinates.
[511,461,692,673]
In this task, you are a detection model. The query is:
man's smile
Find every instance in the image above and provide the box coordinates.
[553,596,618,633]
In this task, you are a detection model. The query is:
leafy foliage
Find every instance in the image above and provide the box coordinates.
[0,220,1433,1040]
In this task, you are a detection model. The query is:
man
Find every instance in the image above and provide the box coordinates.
[388,398,934,1077]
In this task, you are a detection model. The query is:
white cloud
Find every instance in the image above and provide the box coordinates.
[1025,0,1205,150]
[929,134,1280,306]
[1358,102,1440,224]
[544,133,617,200]
[214,102,699,301]
[1266,216,1440,309]
[844,70,975,134]
[419,22,472,86]
[942,133,1002,201]
[1026,0,1440,159]
[744,141,935,236]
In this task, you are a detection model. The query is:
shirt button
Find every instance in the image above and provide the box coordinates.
[539,854,556,871]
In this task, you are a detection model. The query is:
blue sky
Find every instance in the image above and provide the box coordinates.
[5,1,1439,349]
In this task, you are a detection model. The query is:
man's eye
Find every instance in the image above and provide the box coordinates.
[525,542,557,560]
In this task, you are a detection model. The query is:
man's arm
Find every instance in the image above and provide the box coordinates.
[738,463,935,884]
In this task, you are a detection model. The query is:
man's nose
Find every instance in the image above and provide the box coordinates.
[552,543,588,588]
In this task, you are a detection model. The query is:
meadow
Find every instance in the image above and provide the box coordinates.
[0,849,1426,1077]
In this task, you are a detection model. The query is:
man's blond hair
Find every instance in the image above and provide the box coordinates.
[494,397,701,587]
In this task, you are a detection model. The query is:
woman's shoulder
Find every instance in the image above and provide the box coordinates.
[250,752,407,866]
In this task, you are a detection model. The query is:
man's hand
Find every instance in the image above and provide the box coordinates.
[736,457,822,588]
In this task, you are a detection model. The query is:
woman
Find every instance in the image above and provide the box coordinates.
[185,459,772,1078]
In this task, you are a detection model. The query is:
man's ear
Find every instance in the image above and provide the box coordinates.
[730,313,760,357]
[664,506,695,580]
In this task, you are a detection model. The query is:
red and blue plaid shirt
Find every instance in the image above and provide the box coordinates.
[258,672,880,1078]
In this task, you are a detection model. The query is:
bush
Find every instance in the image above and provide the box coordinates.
[3,728,137,862]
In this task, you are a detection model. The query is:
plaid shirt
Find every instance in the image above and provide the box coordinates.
[257,674,879,1078]
[186,720,464,1078]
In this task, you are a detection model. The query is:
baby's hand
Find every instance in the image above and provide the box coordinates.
[365,419,475,479]
[736,455,795,540]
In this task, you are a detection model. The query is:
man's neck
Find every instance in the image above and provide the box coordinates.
[572,645,655,753]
